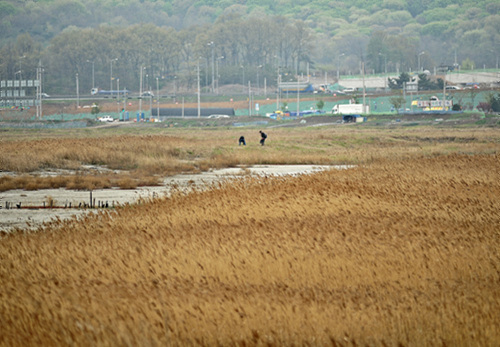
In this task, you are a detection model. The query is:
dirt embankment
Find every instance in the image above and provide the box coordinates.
[35,94,328,116]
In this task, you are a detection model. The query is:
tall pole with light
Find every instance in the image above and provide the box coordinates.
[87,60,95,90]
[18,55,25,106]
[276,64,280,111]
[418,51,425,72]
[139,66,144,120]
[110,58,118,92]
[216,56,224,94]
[257,65,262,95]
[379,53,387,91]
[156,77,159,122]
[337,53,344,81]
[36,61,43,119]
[197,59,201,118]
[76,73,79,109]
[208,41,215,93]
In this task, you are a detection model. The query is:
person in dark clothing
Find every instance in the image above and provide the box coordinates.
[259,130,267,146]
[238,136,246,146]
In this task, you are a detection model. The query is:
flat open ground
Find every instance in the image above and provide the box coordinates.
[0,164,338,231]
[0,120,499,345]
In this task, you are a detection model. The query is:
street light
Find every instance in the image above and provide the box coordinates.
[379,53,387,91]
[110,58,118,92]
[17,56,26,106]
[208,41,215,93]
[337,53,345,81]
[14,70,21,106]
[139,66,146,119]
[257,65,263,95]
[156,77,159,122]
[378,53,387,74]
[197,59,201,118]
[76,73,79,109]
[87,60,95,90]
[216,56,224,94]
[418,51,425,72]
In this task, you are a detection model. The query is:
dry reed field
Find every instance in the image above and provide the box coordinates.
[1,151,499,345]
[1,126,499,191]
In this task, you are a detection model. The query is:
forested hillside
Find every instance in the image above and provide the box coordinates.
[0,0,499,94]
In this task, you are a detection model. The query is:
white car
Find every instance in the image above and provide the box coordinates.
[98,115,114,122]
[445,86,461,90]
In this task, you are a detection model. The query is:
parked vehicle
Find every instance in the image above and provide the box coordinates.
[97,115,114,122]
[91,88,129,96]
[332,104,369,114]
[445,86,461,90]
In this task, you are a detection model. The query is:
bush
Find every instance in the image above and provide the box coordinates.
[477,102,491,113]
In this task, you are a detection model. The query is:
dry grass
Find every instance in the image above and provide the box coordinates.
[0,153,499,345]
[0,126,498,191]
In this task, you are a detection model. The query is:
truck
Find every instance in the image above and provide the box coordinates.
[332,104,369,114]
[91,88,129,97]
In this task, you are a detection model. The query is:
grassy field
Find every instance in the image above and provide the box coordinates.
[0,124,499,345]
[1,123,498,191]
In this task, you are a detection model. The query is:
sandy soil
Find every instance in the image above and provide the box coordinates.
[0,165,346,232]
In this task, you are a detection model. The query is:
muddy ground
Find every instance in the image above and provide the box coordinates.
[0,165,344,232]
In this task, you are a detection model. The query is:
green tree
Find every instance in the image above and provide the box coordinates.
[388,72,410,90]
[461,58,475,70]
[389,95,406,113]
[316,99,324,110]
[417,73,440,91]
[486,93,500,112]
[91,103,100,115]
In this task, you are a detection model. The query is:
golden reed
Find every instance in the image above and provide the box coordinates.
[1,153,499,345]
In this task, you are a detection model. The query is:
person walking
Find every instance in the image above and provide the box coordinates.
[259,130,267,146]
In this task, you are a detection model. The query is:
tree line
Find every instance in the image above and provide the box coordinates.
[0,15,312,94]
[1,0,499,95]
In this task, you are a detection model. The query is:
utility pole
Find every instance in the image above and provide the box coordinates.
[197,60,201,118]
[362,61,366,114]
[337,53,344,81]
[156,77,159,122]
[36,61,43,119]
[76,73,79,109]
[87,60,95,90]
[276,65,280,111]
[209,42,215,94]
[110,58,117,92]
[139,66,144,120]
[296,77,300,116]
